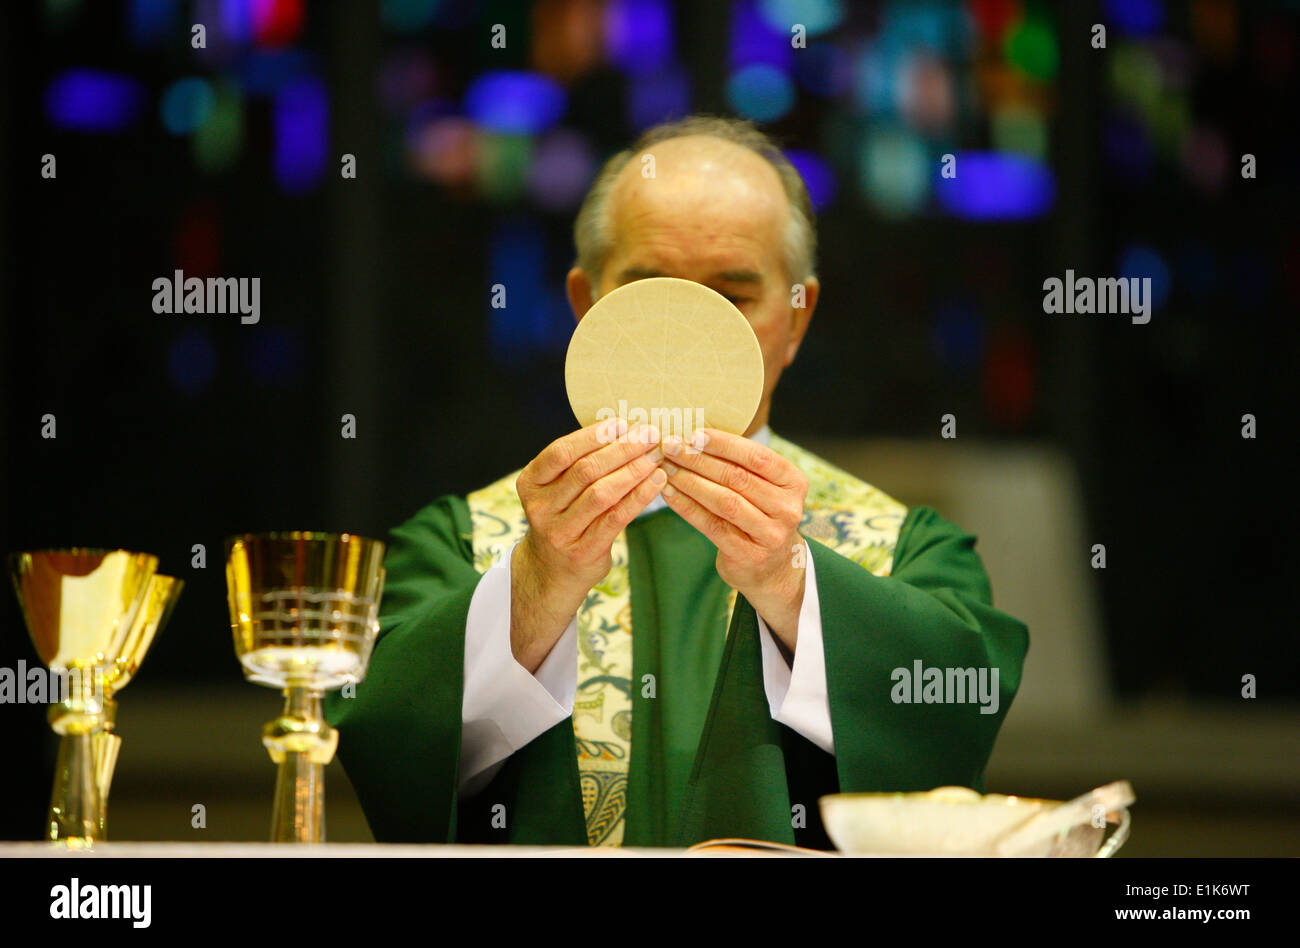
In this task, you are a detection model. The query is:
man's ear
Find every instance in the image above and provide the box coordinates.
[784,275,819,366]
[567,267,596,323]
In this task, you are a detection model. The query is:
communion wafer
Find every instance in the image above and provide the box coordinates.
[564,277,764,438]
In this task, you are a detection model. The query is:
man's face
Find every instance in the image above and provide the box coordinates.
[567,135,818,435]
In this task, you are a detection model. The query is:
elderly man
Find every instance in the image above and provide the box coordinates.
[326,115,1028,848]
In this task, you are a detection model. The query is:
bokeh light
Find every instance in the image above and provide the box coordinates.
[253,0,305,47]
[902,56,956,132]
[1117,244,1172,311]
[606,0,674,75]
[406,115,479,187]
[194,81,244,173]
[933,151,1054,220]
[1005,14,1058,80]
[1109,44,1164,120]
[757,0,844,37]
[465,71,567,135]
[476,133,534,204]
[859,127,930,217]
[726,63,796,121]
[854,42,907,118]
[45,69,145,132]
[488,220,572,364]
[1104,0,1165,38]
[528,129,597,211]
[161,78,216,135]
[879,1,968,56]
[786,149,837,211]
[628,66,690,130]
[220,0,256,46]
[273,75,329,194]
[731,0,794,70]
[532,0,605,82]
[969,0,1021,46]
[991,103,1048,158]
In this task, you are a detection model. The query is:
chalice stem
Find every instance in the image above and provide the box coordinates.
[48,732,103,842]
[270,749,326,842]
[265,686,334,842]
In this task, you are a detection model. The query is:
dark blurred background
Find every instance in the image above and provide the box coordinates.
[2,0,1297,853]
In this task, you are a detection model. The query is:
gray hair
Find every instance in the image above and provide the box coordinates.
[573,115,818,285]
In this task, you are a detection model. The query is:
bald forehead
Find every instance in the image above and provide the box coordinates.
[603,135,791,277]
[608,135,789,226]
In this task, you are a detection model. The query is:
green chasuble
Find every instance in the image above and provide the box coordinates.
[324,434,1028,848]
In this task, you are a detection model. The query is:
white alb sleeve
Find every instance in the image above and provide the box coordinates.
[755,539,836,755]
[459,539,578,794]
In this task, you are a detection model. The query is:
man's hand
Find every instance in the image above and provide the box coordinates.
[658,429,809,651]
[510,419,666,673]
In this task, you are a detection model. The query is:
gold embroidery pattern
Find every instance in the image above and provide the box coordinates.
[768,434,908,578]
[466,473,632,846]
[570,531,633,845]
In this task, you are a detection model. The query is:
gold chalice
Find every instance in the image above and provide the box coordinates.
[9,550,181,843]
[225,532,385,842]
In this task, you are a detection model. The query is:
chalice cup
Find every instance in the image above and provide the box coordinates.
[9,549,171,844]
[225,532,385,843]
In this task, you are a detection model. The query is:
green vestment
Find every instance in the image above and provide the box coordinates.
[324,435,1028,848]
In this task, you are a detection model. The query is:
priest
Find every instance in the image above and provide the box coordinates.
[325,116,1029,848]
